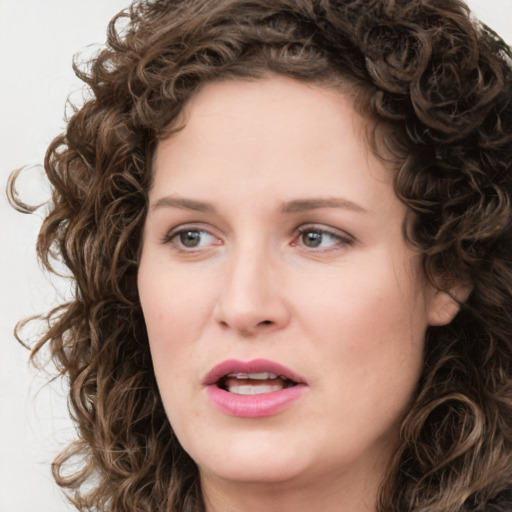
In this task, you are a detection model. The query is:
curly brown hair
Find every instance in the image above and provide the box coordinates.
[9,0,512,510]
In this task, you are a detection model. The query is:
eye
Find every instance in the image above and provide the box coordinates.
[165,227,221,250]
[293,226,353,250]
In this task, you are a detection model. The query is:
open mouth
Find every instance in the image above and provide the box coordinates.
[204,359,307,417]
[217,372,297,395]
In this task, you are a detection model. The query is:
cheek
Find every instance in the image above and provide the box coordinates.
[299,261,427,343]
[138,257,212,338]
[137,260,220,401]
[138,267,203,422]
[298,258,428,392]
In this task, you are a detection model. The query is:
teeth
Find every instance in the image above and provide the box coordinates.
[227,384,284,395]
[226,372,278,380]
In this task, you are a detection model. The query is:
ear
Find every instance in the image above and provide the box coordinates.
[427,284,471,327]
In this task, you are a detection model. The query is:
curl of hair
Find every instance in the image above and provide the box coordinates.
[10,0,512,510]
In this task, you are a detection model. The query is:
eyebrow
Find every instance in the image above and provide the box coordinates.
[280,198,367,214]
[151,195,367,214]
[151,196,217,213]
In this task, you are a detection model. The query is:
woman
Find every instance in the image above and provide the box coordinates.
[9,0,512,510]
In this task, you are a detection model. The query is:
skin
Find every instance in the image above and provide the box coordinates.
[138,76,460,512]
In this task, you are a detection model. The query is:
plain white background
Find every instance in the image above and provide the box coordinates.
[0,1,511,511]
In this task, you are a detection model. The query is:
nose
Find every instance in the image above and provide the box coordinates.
[213,246,290,336]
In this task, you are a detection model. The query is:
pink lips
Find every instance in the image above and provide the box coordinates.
[203,358,308,418]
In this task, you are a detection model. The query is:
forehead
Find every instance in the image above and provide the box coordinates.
[150,76,397,216]
[168,76,370,143]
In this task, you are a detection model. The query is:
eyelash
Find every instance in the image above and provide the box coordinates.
[292,225,354,251]
[162,225,354,253]
[162,225,221,252]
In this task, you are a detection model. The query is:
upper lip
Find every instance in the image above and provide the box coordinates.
[202,358,307,386]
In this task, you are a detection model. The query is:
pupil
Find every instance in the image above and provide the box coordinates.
[303,231,322,247]
[180,230,200,247]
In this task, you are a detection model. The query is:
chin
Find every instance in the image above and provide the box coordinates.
[183,425,313,485]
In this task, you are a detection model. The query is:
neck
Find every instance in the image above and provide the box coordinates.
[201,461,385,512]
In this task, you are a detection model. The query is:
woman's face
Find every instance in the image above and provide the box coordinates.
[138,77,456,499]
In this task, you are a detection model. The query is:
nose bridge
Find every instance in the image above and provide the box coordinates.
[214,236,288,334]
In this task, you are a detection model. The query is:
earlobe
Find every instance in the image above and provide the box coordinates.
[427,285,471,327]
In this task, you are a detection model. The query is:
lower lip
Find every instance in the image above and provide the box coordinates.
[206,384,307,418]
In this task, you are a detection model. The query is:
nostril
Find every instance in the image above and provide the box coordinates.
[259,320,273,326]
